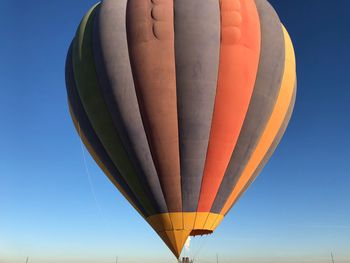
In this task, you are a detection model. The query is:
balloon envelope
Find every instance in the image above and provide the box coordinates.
[65,0,296,258]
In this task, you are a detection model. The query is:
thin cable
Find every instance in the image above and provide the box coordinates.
[192,236,209,261]
[77,121,109,228]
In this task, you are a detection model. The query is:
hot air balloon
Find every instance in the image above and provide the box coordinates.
[65,0,296,258]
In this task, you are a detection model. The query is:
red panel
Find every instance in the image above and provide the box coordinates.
[197,0,261,212]
[126,0,182,212]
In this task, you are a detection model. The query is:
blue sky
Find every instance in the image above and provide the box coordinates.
[1,0,349,262]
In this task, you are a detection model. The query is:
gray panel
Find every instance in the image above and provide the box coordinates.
[72,7,157,215]
[174,0,220,211]
[224,83,297,215]
[65,44,148,217]
[211,0,285,213]
[93,0,167,213]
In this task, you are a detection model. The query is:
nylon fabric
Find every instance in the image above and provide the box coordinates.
[72,6,156,215]
[93,0,167,213]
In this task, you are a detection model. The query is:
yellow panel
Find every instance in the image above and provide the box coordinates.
[147,213,172,232]
[148,212,223,255]
[203,213,220,229]
[181,230,191,249]
[220,25,296,216]
[183,212,196,230]
[210,214,224,231]
[169,212,183,230]
[193,212,210,230]
[146,212,223,233]
[165,230,191,258]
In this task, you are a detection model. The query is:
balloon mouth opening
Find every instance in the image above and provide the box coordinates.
[190,229,213,236]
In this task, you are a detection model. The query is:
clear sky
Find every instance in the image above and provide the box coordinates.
[1,1,349,263]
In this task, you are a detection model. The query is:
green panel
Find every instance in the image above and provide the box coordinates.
[72,5,155,215]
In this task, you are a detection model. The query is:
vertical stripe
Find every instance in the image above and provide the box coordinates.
[69,108,147,218]
[197,0,261,212]
[211,0,286,213]
[174,0,220,212]
[229,85,297,212]
[65,45,148,217]
[220,25,296,215]
[126,0,182,212]
[72,6,156,215]
[93,0,167,213]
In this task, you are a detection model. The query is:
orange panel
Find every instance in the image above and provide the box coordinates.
[220,26,296,215]
[197,0,261,212]
[147,212,221,258]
